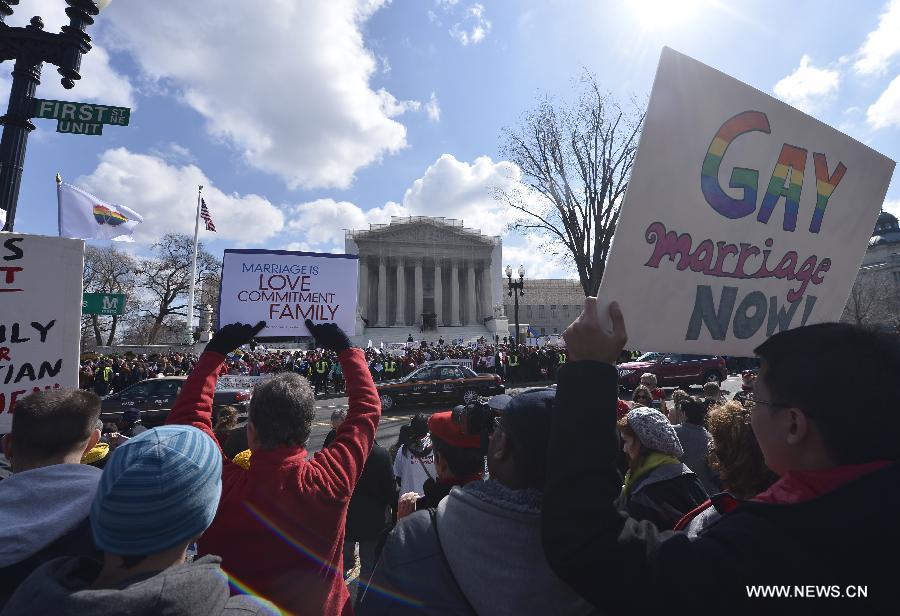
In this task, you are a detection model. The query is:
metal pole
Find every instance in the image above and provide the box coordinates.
[185,185,202,344]
[514,290,520,347]
[0,53,41,231]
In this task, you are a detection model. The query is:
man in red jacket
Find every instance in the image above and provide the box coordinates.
[167,319,380,615]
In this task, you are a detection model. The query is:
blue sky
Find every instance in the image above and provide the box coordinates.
[2,0,898,280]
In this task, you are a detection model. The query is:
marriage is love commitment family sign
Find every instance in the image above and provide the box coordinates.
[598,48,896,356]
[218,249,359,338]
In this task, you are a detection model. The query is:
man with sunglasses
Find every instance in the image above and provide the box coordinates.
[360,391,595,615]
[542,298,900,614]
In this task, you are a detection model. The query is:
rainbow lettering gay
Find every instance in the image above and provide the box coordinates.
[700,111,847,234]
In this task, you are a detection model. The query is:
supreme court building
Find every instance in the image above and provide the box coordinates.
[345,216,507,341]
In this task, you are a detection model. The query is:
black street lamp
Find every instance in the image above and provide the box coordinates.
[0,0,112,231]
[505,264,525,347]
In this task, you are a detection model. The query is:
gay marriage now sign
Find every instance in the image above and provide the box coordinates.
[598,48,896,356]
[219,249,359,337]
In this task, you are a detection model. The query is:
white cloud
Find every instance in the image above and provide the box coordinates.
[449,3,492,45]
[285,199,409,251]
[883,199,900,220]
[854,0,900,76]
[867,75,900,129]
[773,55,840,114]
[425,92,442,122]
[105,1,412,190]
[76,147,285,245]
[503,235,571,280]
[399,154,523,235]
[0,1,134,108]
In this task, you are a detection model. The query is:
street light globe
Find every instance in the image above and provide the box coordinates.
[505,265,512,278]
[518,264,525,278]
[92,0,113,12]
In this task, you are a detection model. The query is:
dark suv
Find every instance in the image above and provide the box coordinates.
[617,353,727,390]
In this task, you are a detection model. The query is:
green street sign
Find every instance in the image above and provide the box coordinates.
[32,98,130,126]
[83,293,125,315]
[57,121,102,135]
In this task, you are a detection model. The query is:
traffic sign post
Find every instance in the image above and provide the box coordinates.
[83,293,126,315]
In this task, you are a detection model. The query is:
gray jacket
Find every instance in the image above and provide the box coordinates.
[358,480,596,616]
[1,555,278,616]
[674,423,720,494]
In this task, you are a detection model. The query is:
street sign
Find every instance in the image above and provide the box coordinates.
[32,98,130,126]
[57,121,102,135]
[83,292,125,315]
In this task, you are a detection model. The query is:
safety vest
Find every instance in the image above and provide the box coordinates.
[385,360,396,373]
[316,361,328,374]
[102,366,112,382]
[558,353,567,365]
[508,354,519,367]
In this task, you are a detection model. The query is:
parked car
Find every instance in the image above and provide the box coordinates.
[100,376,251,427]
[377,363,504,411]
[616,352,727,390]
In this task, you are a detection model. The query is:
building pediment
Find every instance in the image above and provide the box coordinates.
[348,216,498,248]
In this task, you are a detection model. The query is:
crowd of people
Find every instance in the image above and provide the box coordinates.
[2,300,898,614]
[76,339,571,401]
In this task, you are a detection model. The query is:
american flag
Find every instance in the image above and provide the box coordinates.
[200,198,216,232]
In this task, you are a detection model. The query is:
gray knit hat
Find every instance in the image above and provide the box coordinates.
[625,407,683,458]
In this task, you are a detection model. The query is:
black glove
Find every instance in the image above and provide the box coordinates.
[305,319,351,353]
[206,321,266,356]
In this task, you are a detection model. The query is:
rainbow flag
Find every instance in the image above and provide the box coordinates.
[58,182,144,241]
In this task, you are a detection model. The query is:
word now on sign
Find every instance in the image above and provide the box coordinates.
[32,98,130,126]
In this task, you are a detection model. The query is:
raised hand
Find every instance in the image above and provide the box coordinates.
[206,321,267,356]
[563,298,627,365]
[304,319,351,353]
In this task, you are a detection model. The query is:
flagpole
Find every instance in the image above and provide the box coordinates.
[186,185,202,345]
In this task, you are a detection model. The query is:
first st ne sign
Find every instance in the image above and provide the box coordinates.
[33,99,130,126]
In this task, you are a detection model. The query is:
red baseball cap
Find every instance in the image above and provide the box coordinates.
[428,411,482,449]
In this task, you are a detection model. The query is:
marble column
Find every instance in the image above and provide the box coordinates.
[414,259,423,326]
[358,257,369,321]
[377,257,387,327]
[480,261,493,321]
[466,260,477,325]
[433,259,443,327]
[450,260,461,326]
[395,258,405,326]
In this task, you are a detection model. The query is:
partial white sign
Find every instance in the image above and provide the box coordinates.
[1,233,84,432]
[219,249,359,338]
[599,48,896,356]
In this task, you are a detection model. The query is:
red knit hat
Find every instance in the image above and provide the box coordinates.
[428,411,482,449]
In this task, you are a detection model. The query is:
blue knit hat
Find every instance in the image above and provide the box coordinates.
[91,425,222,555]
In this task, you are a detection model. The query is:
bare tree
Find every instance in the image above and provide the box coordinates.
[501,74,645,296]
[842,271,900,328]
[81,246,137,348]
[136,234,220,344]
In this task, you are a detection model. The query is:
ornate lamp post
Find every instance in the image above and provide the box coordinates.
[0,0,112,231]
[505,264,525,346]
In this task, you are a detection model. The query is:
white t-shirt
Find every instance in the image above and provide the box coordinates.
[393,442,436,497]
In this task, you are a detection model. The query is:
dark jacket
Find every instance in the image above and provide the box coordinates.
[544,360,900,615]
[347,443,395,542]
[2,555,277,615]
[617,462,707,530]
[674,422,721,495]
[359,481,595,616]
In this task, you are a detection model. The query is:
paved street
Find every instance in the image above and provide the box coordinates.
[305,374,743,453]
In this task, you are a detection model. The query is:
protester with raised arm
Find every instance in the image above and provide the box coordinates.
[166,318,380,615]
[544,298,900,613]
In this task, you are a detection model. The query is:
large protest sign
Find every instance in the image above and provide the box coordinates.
[598,48,896,356]
[219,249,359,338]
[1,234,84,432]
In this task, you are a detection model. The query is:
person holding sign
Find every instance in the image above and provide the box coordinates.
[165,319,380,615]
[543,298,900,613]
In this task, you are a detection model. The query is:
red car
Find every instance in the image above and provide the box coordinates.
[617,352,726,389]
